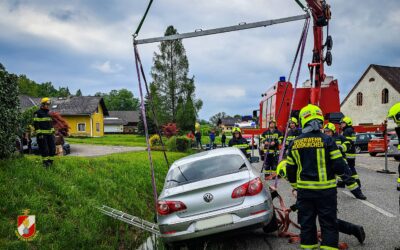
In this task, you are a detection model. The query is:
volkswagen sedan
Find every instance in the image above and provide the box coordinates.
[157,147,275,245]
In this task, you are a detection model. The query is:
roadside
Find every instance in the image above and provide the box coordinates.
[356,153,399,172]
[66,134,147,147]
[69,143,145,157]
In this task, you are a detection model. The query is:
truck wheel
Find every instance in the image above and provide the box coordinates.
[355,146,361,154]
[394,155,400,161]
[263,212,278,233]
[369,152,377,157]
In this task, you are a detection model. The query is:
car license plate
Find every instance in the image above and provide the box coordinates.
[195,214,233,231]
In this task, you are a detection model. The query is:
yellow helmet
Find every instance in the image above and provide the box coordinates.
[276,160,287,178]
[232,127,241,134]
[299,104,324,128]
[40,97,51,105]
[323,122,336,133]
[340,116,353,126]
[290,117,298,126]
[387,102,400,125]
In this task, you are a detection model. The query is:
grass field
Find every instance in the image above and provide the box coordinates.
[0,151,187,249]
[67,134,225,148]
[66,134,147,147]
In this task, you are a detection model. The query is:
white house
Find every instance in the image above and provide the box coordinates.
[341,64,400,129]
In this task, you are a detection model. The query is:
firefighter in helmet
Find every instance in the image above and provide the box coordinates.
[286,104,349,249]
[229,127,250,158]
[261,120,283,176]
[277,160,366,244]
[284,117,301,155]
[33,97,56,167]
[387,102,400,191]
[340,116,362,187]
[323,123,366,200]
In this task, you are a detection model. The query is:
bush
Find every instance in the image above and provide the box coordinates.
[176,136,190,152]
[149,134,161,147]
[162,123,178,138]
[166,136,177,152]
[166,136,190,152]
[0,64,20,159]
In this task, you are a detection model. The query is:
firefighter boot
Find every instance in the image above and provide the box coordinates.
[353,225,366,244]
[351,188,367,200]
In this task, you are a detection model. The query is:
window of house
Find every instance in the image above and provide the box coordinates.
[96,123,100,132]
[78,123,86,132]
[382,88,389,104]
[369,77,375,82]
[356,92,363,106]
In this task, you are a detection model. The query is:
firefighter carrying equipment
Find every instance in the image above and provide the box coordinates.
[299,104,324,129]
[34,107,55,167]
[387,102,400,125]
[340,116,353,126]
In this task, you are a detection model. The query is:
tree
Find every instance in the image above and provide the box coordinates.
[58,87,70,97]
[151,25,201,123]
[210,112,232,126]
[98,89,139,111]
[75,89,82,96]
[0,63,20,159]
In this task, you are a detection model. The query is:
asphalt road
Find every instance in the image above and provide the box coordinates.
[176,153,400,250]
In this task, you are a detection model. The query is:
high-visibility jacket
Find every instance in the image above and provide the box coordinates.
[332,133,348,157]
[342,126,356,160]
[286,128,301,146]
[33,108,55,135]
[229,137,250,157]
[286,131,347,190]
[261,129,283,153]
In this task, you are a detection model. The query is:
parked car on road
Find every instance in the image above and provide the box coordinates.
[388,136,400,161]
[368,132,397,157]
[355,133,382,153]
[31,137,71,155]
[157,147,275,246]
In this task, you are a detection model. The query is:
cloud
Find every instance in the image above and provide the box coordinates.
[92,61,123,74]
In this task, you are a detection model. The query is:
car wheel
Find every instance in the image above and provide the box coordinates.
[263,212,278,233]
[394,155,400,161]
[369,152,377,157]
[355,146,361,154]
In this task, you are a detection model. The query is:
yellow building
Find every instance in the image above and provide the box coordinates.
[50,96,109,137]
[19,95,109,137]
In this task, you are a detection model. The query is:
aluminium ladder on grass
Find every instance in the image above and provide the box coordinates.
[98,205,160,236]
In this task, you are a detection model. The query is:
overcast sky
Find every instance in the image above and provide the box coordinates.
[1,0,399,120]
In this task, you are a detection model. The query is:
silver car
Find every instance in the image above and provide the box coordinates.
[387,135,400,161]
[157,147,275,245]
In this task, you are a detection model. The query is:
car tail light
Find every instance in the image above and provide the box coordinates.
[157,200,187,216]
[232,177,263,198]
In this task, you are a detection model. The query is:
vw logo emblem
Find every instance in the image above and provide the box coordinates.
[203,193,214,203]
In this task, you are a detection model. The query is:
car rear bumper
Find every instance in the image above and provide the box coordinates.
[159,199,272,243]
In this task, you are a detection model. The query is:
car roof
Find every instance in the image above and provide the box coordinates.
[170,147,243,169]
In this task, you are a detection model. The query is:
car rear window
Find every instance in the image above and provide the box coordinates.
[165,154,246,188]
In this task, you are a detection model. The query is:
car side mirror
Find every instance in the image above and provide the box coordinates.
[250,156,260,163]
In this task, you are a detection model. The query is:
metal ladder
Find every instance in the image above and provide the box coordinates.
[98,205,160,236]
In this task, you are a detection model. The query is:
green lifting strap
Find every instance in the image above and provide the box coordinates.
[133,0,154,37]
[295,0,307,11]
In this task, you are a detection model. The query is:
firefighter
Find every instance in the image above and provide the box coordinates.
[277,160,366,244]
[387,102,400,191]
[323,123,366,200]
[286,104,348,249]
[284,117,301,155]
[340,116,362,187]
[229,127,250,158]
[261,120,283,176]
[33,97,56,167]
